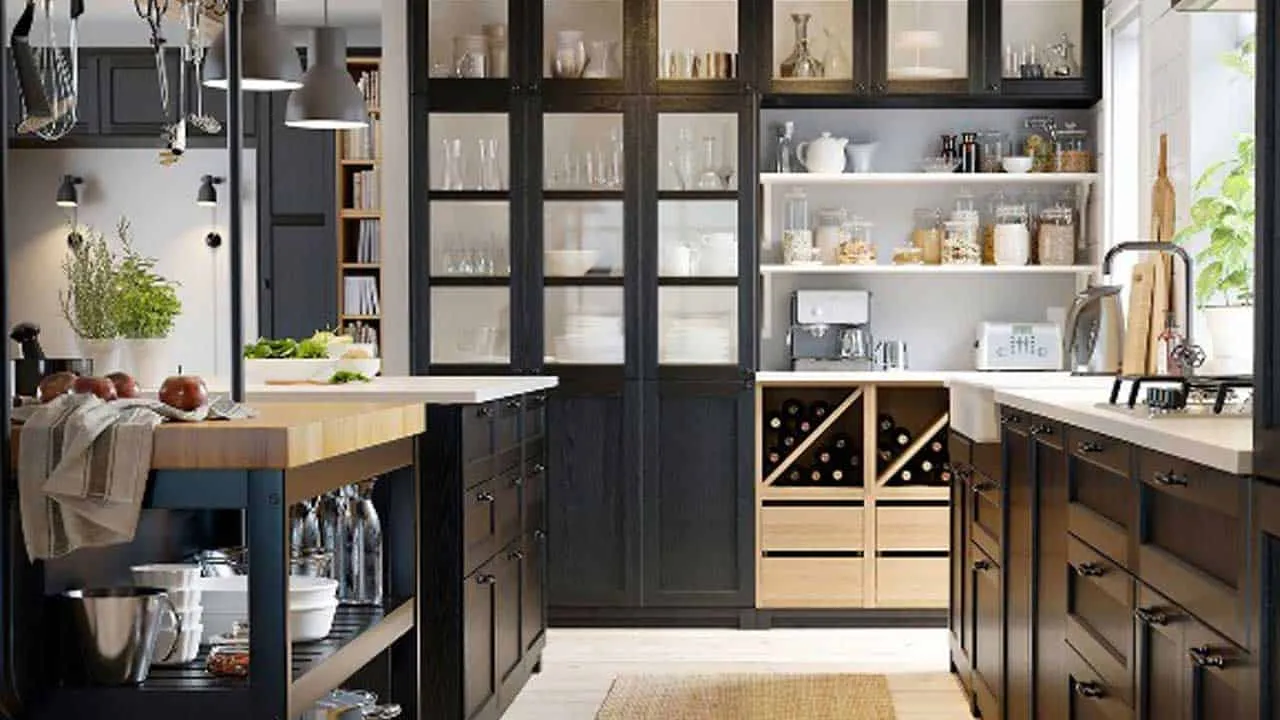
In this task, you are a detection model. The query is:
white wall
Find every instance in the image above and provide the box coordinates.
[7,149,257,382]
[381,0,410,375]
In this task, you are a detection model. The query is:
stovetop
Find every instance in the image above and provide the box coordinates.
[1096,374,1254,419]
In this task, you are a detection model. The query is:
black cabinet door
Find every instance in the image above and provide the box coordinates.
[949,449,970,669]
[642,380,753,607]
[521,532,547,655]
[1134,583,1186,720]
[1003,418,1034,720]
[5,51,99,136]
[263,226,338,339]
[265,93,332,217]
[97,50,181,135]
[1036,436,1070,720]
[1255,480,1280,720]
[547,380,641,608]
[494,544,523,686]
[464,567,497,719]
[971,542,1004,720]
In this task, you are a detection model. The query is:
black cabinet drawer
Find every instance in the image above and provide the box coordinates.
[1029,416,1064,449]
[464,562,497,719]
[494,540,522,685]
[524,392,547,441]
[462,403,496,484]
[1066,535,1134,708]
[971,541,1003,720]
[969,468,1003,559]
[1069,427,1131,477]
[496,397,522,454]
[1136,450,1248,647]
[523,455,547,537]
[495,467,522,555]
[1068,450,1134,569]
[464,476,502,576]
[521,532,547,655]
[1065,644,1134,720]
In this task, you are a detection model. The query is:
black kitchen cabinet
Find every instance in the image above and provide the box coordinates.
[949,430,974,691]
[521,533,547,656]
[464,564,498,719]
[494,543,524,685]
[5,51,99,137]
[1003,411,1034,720]
[1035,421,1070,720]
[972,540,1004,720]
[1252,480,1280,720]
[96,50,183,136]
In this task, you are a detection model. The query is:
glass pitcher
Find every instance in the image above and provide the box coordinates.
[347,480,383,606]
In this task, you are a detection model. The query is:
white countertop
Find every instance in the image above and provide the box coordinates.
[756,370,955,385]
[242,376,559,405]
[993,387,1253,475]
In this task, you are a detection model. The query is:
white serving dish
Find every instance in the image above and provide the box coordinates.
[545,249,599,277]
[290,598,340,643]
[131,563,202,590]
[245,358,337,385]
[197,575,339,615]
[335,357,382,377]
[154,623,204,666]
[1002,156,1033,174]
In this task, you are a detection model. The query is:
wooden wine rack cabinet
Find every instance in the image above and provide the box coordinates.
[755,377,951,610]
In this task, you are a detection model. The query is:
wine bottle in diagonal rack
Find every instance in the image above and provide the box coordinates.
[766,411,786,433]
[782,398,805,420]
[810,400,832,423]
[830,432,855,456]
[765,446,783,471]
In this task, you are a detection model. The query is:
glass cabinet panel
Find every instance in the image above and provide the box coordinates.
[886,0,968,83]
[1000,0,1082,80]
[430,202,510,277]
[544,0,623,79]
[430,113,509,191]
[658,113,737,192]
[544,113,624,191]
[429,0,509,78]
[773,1,854,82]
[431,288,512,364]
[546,288,625,364]
[659,201,737,277]
[658,0,738,80]
[544,202,624,276]
[659,288,737,365]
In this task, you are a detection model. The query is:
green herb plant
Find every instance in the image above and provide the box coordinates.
[59,224,120,340]
[1173,35,1256,308]
[114,219,183,339]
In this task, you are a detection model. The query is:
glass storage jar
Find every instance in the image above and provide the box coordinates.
[453,35,488,78]
[892,245,925,265]
[782,190,815,264]
[838,217,875,265]
[814,208,847,265]
[1023,116,1056,173]
[979,131,1006,173]
[912,208,943,264]
[1038,204,1076,265]
[1053,122,1092,173]
[993,203,1030,266]
[943,219,981,265]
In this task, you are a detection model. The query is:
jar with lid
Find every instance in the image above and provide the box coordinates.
[814,208,847,265]
[453,35,488,78]
[979,131,1006,173]
[943,219,981,265]
[838,216,876,265]
[982,191,1005,264]
[1053,122,1091,173]
[782,190,815,264]
[912,208,942,264]
[1037,204,1075,265]
[993,203,1030,266]
[1023,116,1056,173]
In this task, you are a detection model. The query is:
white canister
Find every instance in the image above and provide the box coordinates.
[993,203,1030,266]
[813,209,846,265]
[661,243,698,276]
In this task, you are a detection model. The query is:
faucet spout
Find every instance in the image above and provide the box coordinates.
[1101,241,1196,366]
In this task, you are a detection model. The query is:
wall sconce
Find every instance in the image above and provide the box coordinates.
[198,175,226,248]
[56,175,85,248]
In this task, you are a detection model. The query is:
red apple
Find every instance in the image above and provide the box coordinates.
[159,375,208,412]
[73,376,118,401]
[37,371,77,403]
[105,371,140,399]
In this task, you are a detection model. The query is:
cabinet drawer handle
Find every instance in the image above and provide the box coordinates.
[509,550,526,560]
[1030,424,1055,436]
[1153,471,1189,487]
[511,476,525,488]
[1134,607,1169,626]
[476,574,496,585]
[1073,562,1106,578]
[532,463,546,475]
[973,559,993,572]
[533,529,547,540]
[1073,681,1105,699]
[1077,440,1104,454]
[1189,646,1227,668]
[478,406,494,418]
[1001,414,1022,425]
[476,491,496,504]
[506,399,521,409]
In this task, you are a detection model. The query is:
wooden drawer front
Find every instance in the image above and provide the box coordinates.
[1137,450,1247,646]
[464,476,501,575]
[877,557,948,608]
[949,430,973,468]
[1065,536,1134,707]
[970,542,1003,720]
[972,441,1002,486]
[969,471,1003,559]
[1068,458,1134,568]
[1183,618,1253,719]
[761,506,864,552]
[524,392,547,441]
[522,457,547,536]
[1029,416,1064,449]
[1069,427,1131,477]
[1065,645,1134,720]
[494,467,523,553]
[463,403,496,463]
[759,557,863,608]
[877,505,949,551]
[495,397,522,453]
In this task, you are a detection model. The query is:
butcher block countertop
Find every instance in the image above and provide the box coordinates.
[13,402,426,471]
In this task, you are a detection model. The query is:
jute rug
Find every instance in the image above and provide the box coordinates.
[595,673,897,719]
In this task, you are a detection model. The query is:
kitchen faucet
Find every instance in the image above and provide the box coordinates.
[1101,240,1203,373]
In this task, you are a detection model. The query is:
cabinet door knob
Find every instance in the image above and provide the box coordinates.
[1189,646,1227,668]
[972,559,992,572]
[532,463,546,475]
[1073,681,1104,699]
[1073,561,1106,578]
[533,529,547,540]
[479,406,494,418]
[988,82,1002,92]
[476,491,496,504]
[1076,440,1104,454]
[512,476,525,488]
[1001,414,1022,426]
[855,82,868,93]
[1153,471,1188,487]
[1031,424,1055,436]
[1134,607,1169,626]
[874,82,887,93]
[477,574,496,585]
[509,550,526,560]
[506,399,522,409]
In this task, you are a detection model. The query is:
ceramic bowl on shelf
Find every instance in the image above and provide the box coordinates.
[920,157,962,173]
[545,249,599,277]
[1002,156,1034,174]
[290,598,340,643]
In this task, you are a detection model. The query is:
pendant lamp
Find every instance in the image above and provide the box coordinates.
[285,0,369,130]
[204,0,303,91]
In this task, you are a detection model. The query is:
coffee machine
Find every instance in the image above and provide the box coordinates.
[788,290,874,371]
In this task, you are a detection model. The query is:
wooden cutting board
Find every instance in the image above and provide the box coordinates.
[1151,134,1177,242]
[1148,262,1170,373]
[1148,133,1177,373]
[1124,261,1156,376]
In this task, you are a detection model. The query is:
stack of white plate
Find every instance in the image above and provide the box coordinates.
[555,314,624,363]
[196,575,340,644]
[131,564,205,666]
[661,316,734,364]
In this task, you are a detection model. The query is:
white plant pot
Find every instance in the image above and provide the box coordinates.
[78,338,123,376]
[1203,305,1254,374]
[123,339,174,389]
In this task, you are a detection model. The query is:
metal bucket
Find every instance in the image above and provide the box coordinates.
[62,587,181,685]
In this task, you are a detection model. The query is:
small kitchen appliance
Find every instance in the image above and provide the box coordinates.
[1064,285,1125,375]
[975,321,1063,371]
[789,290,873,371]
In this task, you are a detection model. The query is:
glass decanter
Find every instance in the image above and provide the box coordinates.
[697,136,724,190]
[289,499,321,551]
[822,27,851,79]
[779,13,824,78]
[317,489,349,584]
[348,480,383,606]
[669,127,695,190]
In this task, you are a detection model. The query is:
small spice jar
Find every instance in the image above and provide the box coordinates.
[943,219,981,265]
[912,208,943,264]
[1037,204,1076,265]
[993,203,1031,266]
[782,190,815,264]
[1053,122,1091,173]
[1023,116,1056,173]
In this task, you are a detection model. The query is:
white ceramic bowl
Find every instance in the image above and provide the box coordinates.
[131,563,202,590]
[197,575,339,615]
[330,342,378,360]
[244,358,337,385]
[291,598,340,643]
[335,357,382,378]
[545,249,599,277]
[1002,156,1034,174]
[154,623,204,666]
[167,588,203,611]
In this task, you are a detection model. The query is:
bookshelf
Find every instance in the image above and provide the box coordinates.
[336,56,382,346]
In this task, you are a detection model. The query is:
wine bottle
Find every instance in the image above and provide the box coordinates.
[765,446,783,469]
[898,468,914,484]
[784,466,806,485]
[928,436,946,455]
[919,457,936,474]
[893,427,913,448]
[797,417,815,435]
[877,413,895,433]
[815,445,835,466]
[830,432,854,454]
[782,398,804,419]
[766,411,786,432]
[877,448,893,463]
[782,433,799,449]
[829,467,846,484]
[808,467,825,484]
[810,400,832,422]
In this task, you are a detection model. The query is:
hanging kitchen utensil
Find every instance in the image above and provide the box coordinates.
[160,41,189,163]
[184,0,221,134]
[10,0,81,140]
[135,0,171,119]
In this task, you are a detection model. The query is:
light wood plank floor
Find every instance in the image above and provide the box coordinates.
[503,628,975,719]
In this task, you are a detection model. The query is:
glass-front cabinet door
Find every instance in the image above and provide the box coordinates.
[540,0,627,92]
[989,0,1098,97]
[767,0,859,94]
[873,0,979,94]
[655,0,743,92]
[427,0,514,82]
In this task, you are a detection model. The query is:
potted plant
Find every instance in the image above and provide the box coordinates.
[59,224,122,373]
[1173,36,1255,372]
[114,219,183,388]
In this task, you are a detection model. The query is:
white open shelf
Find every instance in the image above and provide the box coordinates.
[759,172,1100,186]
[760,263,1098,275]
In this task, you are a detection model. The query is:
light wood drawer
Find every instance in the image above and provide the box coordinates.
[759,557,864,608]
[877,505,949,551]
[876,557,949,608]
[761,506,863,552]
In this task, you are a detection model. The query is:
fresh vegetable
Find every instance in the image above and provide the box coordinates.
[244,331,333,359]
[329,371,371,384]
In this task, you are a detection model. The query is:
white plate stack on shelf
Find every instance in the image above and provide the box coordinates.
[661,315,733,364]
[196,575,340,644]
[131,564,205,666]
[554,314,623,363]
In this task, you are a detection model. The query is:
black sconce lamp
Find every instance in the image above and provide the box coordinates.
[56,174,83,208]
[198,175,226,248]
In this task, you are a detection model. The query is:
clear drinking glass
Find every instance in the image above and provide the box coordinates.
[317,490,348,583]
[607,128,624,189]
[697,136,723,190]
[479,138,503,190]
[338,485,358,602]
[440,138,464,190]
[670,127,695,190]
[348,481,383,606]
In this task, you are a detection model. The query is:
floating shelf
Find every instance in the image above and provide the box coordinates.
[759,172,1099,185]
[340,209,381,219]
[760,263,1098,275]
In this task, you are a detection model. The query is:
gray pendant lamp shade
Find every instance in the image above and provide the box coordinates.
[204,0,303,91]
[197,175,224,207]
[285,27,369,129]
[56,175,83,208]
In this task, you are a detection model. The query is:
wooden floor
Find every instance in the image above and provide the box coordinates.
[503,627,974,719]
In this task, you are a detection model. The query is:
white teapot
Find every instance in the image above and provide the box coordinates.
[796,132,849,174]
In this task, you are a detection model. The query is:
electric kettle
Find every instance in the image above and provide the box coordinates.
[1063,285,1124,375]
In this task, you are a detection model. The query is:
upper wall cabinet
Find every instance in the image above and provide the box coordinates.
[870,0,982,95]
[985,0,1101,100]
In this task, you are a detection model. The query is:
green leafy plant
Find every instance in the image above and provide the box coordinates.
[59,224,120,340]
[1173,35,1256,308]
[114,218,183,338]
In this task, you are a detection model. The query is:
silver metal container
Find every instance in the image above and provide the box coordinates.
[62,587,180,685]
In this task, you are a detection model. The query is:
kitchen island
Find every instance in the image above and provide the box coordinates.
[945,375,1267,719]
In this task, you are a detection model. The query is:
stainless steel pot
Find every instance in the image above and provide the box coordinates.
[62,587,181,685]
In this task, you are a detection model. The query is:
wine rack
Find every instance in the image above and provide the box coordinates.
[755,378,951,611]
